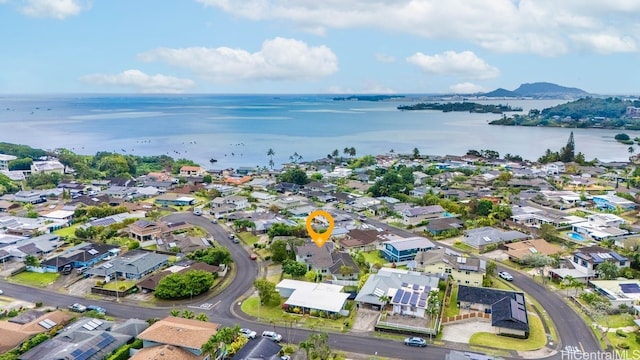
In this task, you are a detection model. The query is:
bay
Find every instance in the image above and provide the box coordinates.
[0,94,635,168]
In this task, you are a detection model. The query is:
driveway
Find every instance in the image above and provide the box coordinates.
[441,320,494,343]
[351,307,379,332]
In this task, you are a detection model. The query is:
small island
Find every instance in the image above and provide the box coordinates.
[397,102,522,113]
[332,95,406,101]
[489,97,640,129]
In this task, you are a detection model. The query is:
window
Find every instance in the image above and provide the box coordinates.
[620,261,626,266]
[445,268,452,274]
[465,271,470,275]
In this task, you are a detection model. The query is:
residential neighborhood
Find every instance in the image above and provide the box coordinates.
[0,143,640,359]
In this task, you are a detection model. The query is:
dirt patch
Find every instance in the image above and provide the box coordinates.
[351,307,380,332]
[483,249,509,261]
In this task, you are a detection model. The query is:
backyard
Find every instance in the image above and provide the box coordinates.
[469,313,547,351]
[361,251,386,267]
[238,231,259,246]
[10,271,60,288]
[444,285,459,317]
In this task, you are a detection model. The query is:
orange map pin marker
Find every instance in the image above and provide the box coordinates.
[306,210,334,248]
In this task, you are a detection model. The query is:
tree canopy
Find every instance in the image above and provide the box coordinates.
[154,270,216,299]
[278,167,309,185]
[187,247,232,265]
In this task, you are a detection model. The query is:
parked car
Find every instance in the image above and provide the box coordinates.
[249,253,258,260]
[240,328,257,339]
[86,305,106,314]
[0,289,4,295]
[262,331,283,342]
[499,271,514,281]
[404,337,427,347]
[68,303,87,312]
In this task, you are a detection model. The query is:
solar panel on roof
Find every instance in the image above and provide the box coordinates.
[93,319,104,326]
[39,321,52,329]
[71,349,83,357]
[418,300,426,308]
[392,289,404,303]
[515,294,524,304]
[621,283,640,293]
[420,292,428,300]
[87,320,100,328]
[82,324,94,331]
[410,292,419,306]
[97,333,115,348]
[412,284,419,290]
[401,291,411,304]
[510,299,527,323]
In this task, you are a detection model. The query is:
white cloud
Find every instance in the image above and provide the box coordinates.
[406,51,499,80]
[570,33,638,54]
[138,37,338,82]
[196,0,640,55]
[20,0,88,19]
[448,82,485,94]
[80,70,195,93]
[375,53,396,63]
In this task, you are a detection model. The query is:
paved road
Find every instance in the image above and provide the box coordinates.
[0,213,605,359]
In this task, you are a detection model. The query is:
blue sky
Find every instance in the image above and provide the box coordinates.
[2,0,640,94]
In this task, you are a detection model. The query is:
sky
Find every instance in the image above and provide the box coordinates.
[2,0,640,95]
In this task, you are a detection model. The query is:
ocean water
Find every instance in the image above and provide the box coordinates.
[0,94,635,169]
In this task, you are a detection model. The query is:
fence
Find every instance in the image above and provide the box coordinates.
[375,313,438,335]
[441,311,490,324]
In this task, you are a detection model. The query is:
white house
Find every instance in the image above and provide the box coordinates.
[0,154,17,171]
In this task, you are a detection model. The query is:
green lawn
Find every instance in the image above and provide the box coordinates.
[597,313,635,328]
[238,232,259,246]
[101,280,137,291]
[444,285,459,317]
[54,224,82,238]
[469,312,546,351]
[241,296,353,332]
[607,331,640,353]
[361,251,386,266]
[452,241,475,253]
[11,271,60,287]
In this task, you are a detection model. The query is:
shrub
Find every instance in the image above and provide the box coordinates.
[310,309,319,317]
[34,301,43,308]
[617,343,630,350]
[7,309,19,317]
[616,329,628,338]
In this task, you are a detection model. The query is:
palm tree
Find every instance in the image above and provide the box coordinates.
[299,339,315,360]
[378,294,391,312]
[331,149,339,159]
[562,275,575,296]
[169,309,181,317]
[181,309,195,319]
[629,146,635,156]
[267,148,275,169]
[196,313,208,322]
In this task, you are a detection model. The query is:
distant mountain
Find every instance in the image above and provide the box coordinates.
[481,88,519,98]
[481,82,589,99]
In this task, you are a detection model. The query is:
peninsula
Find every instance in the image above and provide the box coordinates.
[397,102,522,113]
[489,97,640,130]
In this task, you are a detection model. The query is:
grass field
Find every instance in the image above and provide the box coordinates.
[54,224,81,238]
[361,251,386,266]
[444,285,459,317]
[469,312,546,351]
[11,271,60,287]
[238,231,259,246]
[607,331,640,353]
[596,313,635,328]
[102,280,137,291]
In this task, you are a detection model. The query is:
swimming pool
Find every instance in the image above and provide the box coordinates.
[567,232,585,241]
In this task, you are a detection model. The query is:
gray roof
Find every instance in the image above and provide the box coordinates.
[384,237,435,251]
[294,240,334,268]
[404,205,445,216]
[87,250,169,277]
[356,268,440,305]
[233,338,282,360]
[463,227,529,248]
[19,318,130,360]
[415,248,485,273]
[111,318,149,338]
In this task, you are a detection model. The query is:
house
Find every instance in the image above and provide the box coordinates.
[588,280,640,307]
[30,160,64,174]
[425,217,464,235]
[0,233,62,262]
[462,227,530,251]
[380,236,435,263]
[456,285,529,338]
[40,242,120,273]
[0,216,68,236]
[503,239,562,262]
[233,338,282,360]
[592,194,636,211]
[414,248,485,286]
[0,169,25,181]
[211,195,249,211]
[355,268,440,310]
[128,219,163,241]
[401,205,446,225]
[550,245,628,280]
[276,279,350,316]
[510,206,584,229]
[83,212,146,229]
[340,229,389,252]
[154,193,196,207]
[133,316,223,360]
[571,213,628,241]
[13,190,46,204]
[304,181,337,193]
[85,250,170,280]
[179,165,205,177]
[0,200,19,212]
[388,279,439,318]
[224,175,252,185]
[293,240,359,280]
[156,233,211,254]
[19,316,142,360]
[0,310,72,355]
[0,154,17,170]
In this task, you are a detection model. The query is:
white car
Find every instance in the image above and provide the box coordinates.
[262,331,283,342]
[240,328,257,339]
[0,289,3,295]
[499,271,513,281]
